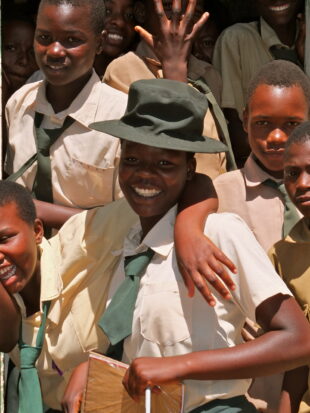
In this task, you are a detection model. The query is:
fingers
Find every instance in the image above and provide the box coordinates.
[135,26,155,49]
[188,12,209,40]
[178,265,196,297]
[171,0,182,32]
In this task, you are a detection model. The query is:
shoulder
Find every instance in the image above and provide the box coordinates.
[217,21,259,44]
[57,199,138,258]
[214,169,244,189]
[205,212,250,238]
[103,51,149,94]
[6,81,42,115]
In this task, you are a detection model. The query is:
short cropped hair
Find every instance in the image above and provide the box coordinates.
[284,121,310,158]
[0,181,36,225]
[247,60,310,111]
[38,0,106,34]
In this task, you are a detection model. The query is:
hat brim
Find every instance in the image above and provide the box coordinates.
[90,120,228,154]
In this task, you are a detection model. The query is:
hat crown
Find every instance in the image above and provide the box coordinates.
[123,79,207,142]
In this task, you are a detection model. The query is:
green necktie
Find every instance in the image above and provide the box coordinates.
[99,248,155,347]
[18,301,50,413]
[7,112,75,238]
[32,112,75,204]
[264,179,300,237]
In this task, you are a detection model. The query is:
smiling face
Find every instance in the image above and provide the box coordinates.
[256,0,303,27]
[34,3,102,87]
[284,140,310,218]
[0,202,43,296]
[102,0,136,57]
[243,84,309,178]
[2,20,38,92]
[119,141,195,235]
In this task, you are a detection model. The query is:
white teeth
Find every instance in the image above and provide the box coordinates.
[107,33,123,41]
[270,4,289,11]
[48,65,65,70]
[0,265,16,281]
[133,187,162,198]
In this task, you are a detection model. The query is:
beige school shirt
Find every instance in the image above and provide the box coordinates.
[269,218,310,409]
[213,17,298,119]
[103,41,227,179]
[214,154,301,252]
[10,199,137,410]
[107,206,292,412]
[5,70,127,208]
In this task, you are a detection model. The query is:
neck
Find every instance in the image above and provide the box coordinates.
[140,214,165,240]
[273,20,297,46]
[20,262,41,317]
[94,54,113,78]
[46,70,92,113]
[253,156,284,180]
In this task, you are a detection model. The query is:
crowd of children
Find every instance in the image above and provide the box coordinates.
[1,0,310,412]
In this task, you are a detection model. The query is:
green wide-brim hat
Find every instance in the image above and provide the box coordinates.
[91,78,228,153]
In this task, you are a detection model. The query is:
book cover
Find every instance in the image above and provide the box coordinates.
[81,352,184,413]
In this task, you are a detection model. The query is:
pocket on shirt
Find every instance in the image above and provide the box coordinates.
[139,282,192,346]
[63,157,117,208]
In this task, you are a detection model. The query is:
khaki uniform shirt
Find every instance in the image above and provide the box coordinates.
[103,41,227,179]
[10,199,137,410]
[5,71,127,208]
[214,154,301,252]
[107,206,291,412]
[269,218,310,409]
[213,18,296,119]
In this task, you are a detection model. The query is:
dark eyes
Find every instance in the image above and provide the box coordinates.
[3,44,16,52]
[36,34,82,46]
[284,169,300,179]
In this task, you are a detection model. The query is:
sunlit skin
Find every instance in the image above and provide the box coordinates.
[119,141,195,237]
[2,20,38,92]
[34,3,103,110]
[284,140,310,219]
[0,203,43,316]
[243,84,309,179]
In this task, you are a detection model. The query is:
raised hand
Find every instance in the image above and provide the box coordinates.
[135,0,209,82]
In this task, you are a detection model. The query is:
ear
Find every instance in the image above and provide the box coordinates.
[243,106,249,134]
[34,218,44,245]
[95,31,105,55]
[134,1,146,24]
[186,156,196,181]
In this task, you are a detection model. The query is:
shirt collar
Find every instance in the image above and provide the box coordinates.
[39,237,63,302]
[121,205,177,259]
[285,217,310,244]
[34,70,102,127]
[243,153,283,187]
[260,17,295,50]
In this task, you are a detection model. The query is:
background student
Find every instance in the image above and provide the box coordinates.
[213,0,305,166]
[269,122,310,413]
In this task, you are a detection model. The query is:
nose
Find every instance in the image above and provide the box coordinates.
[16,50,29,67]
[107,12,126,28]
[296,171,310,191]
[266,128,287,149]
[46,41,66,59]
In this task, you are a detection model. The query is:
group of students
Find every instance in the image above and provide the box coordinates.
[1,0,310,412]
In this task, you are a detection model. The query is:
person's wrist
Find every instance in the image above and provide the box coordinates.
[162,61,188,83]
